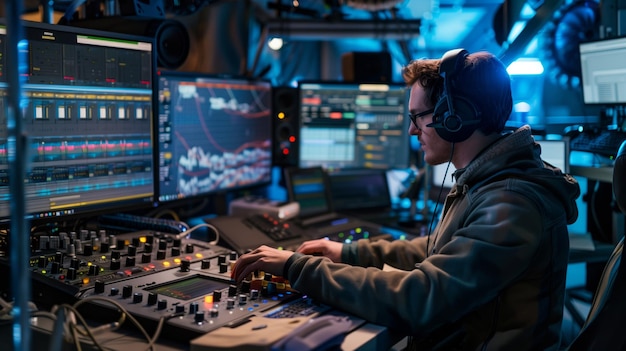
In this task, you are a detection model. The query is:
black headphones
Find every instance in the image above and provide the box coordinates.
[427,48,482,143]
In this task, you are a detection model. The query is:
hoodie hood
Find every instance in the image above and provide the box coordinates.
[452,125,580,224]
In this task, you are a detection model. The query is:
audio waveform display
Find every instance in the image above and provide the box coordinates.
[157,71,272,203]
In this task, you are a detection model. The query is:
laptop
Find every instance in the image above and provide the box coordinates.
[204,166,385,254]
[283,166,346,227]
[327,168,393,214]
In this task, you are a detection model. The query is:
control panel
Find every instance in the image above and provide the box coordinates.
[22,229,301,341]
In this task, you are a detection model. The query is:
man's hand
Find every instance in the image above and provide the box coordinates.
[231,245,294,283]
[296,238,343,263]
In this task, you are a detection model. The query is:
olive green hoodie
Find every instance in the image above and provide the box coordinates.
[284,125,580,350]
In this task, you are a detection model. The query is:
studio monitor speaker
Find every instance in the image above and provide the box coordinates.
[342,51,392,83]
[272,87,300,168]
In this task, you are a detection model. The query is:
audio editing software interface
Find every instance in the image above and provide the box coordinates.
[156,71,273,203]
[0,22,155,225]
[298,81,410,170]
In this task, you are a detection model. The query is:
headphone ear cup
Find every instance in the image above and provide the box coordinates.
[431,94,481,143]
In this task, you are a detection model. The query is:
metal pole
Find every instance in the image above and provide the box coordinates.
[6,1,32,351]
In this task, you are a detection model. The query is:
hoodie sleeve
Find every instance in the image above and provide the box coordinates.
[284,185,549,336]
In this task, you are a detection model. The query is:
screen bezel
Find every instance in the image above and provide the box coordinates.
[154,70,273,206]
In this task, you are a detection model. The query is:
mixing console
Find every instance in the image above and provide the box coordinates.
[18,229,305,341]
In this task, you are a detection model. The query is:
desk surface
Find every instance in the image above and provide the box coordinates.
[570,165,613,183]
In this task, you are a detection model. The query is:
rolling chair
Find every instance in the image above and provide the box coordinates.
[566,140,626,350]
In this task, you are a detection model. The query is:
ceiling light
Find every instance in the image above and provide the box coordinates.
[268,37,284,50]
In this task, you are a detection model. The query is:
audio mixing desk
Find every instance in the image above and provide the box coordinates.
[1,228,399,350]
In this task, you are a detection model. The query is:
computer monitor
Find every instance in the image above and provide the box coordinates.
[298,81,410,170]
[579,36,626,105]
[0,21,156,226]
[431,163,456,190]
[537,138,570,173]
[155,71,272,203]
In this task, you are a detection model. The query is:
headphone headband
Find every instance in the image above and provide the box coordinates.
[431,48,482,143]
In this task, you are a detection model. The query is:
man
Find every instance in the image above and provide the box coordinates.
[231,49,580,350]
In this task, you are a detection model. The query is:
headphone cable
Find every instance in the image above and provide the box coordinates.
[426,143,455,256]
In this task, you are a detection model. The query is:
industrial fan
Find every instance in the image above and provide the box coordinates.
[541,0,600,87]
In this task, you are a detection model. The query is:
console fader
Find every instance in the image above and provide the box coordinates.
[26,229,303,341]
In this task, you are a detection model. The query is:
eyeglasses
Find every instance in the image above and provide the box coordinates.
[408,108,434,129]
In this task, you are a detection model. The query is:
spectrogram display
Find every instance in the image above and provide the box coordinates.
[157,72,272,202]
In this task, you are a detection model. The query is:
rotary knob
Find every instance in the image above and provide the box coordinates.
[194,311,205,324]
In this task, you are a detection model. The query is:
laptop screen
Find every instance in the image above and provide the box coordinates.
[284,167,333,218]
[328,169,391,212]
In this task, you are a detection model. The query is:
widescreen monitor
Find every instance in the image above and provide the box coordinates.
[155,71,272,203]
[298,81,410,170]
[579,36,626,105]
[0,21,156,226]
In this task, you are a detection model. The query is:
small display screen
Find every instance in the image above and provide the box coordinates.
[146,275,228,301]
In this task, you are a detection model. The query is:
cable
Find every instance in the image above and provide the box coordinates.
[426,143,455,256]
[174,222,221,245]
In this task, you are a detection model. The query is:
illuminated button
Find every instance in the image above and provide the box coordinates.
[204,295,214,304]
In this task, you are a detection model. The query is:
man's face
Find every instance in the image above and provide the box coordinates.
[408,81,452,166]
